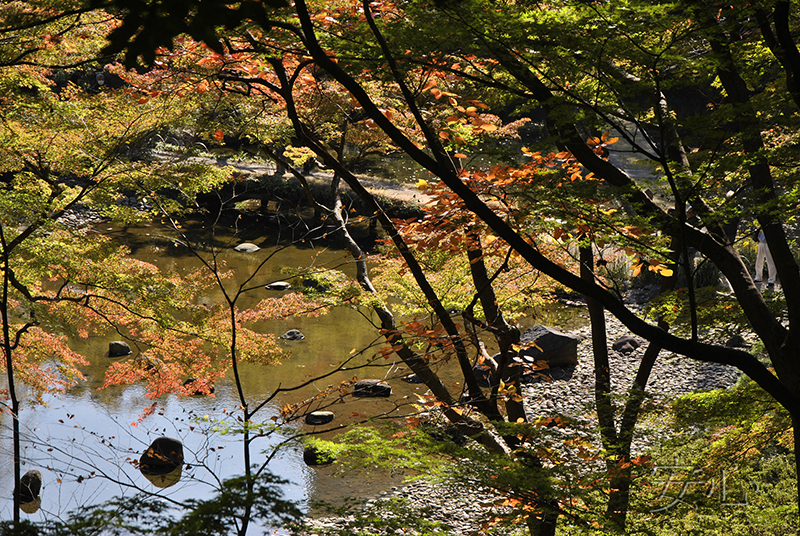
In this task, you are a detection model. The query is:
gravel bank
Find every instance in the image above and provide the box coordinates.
[298,298,745,535]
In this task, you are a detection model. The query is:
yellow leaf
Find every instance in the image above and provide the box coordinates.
[416,179,428,188]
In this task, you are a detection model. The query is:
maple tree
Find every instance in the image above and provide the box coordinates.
[5,0,800,533]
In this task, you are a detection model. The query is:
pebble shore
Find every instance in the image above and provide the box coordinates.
[298,292,745,535]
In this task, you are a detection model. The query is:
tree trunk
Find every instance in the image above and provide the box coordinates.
[466,234,525,424]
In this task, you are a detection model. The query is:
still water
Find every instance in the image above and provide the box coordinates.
[0,218,451,527]
[1,217,584,528]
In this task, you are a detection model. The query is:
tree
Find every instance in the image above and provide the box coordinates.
[29,0,800,532]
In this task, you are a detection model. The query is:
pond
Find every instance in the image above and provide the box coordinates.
[0,216,586,529]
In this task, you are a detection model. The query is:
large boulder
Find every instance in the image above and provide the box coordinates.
[139,437,184,476]
[519,325,580,367]
[353,379,392,397]
[108,340,131,357]
[16,470,42,505]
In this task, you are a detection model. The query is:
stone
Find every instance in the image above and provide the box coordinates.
[281,329,305,341]
[305,411,335,425]
[20,498,41,514]
[302,278,329,292]
[234,242,260,253]
[472,363,494,388]
[353,379,392,397]
[108,340,131,357]
[519,325,580,367]
[142,465,182,489]
[303,445,335,466]
[612,335,640,354]
[725,334,751,348]
[139,437,184,475]
[401,373,424,384]
[16,470,42,504]
[265,281,292,291]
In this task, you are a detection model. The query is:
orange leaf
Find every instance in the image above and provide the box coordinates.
[453,153,467,159]
[213,130,225,141]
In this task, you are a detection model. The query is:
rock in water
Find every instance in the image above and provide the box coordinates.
[265,281,292,291]
[140,437,184,475]
[234,242,260,253]
[305,411,335,425]
[302,278,329,292]
[16,470,42,504]
[520,325,580,367]
[472,363,494,388]
[281,329,304,341]
[303,445,335,466]
[353,379,392,397]
[401,373,424,384]
[108,340,131,357]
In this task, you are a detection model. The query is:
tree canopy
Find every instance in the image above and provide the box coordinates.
[2,0,800,534]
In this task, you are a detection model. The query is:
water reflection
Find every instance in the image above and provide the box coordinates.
[1,218,587,526]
